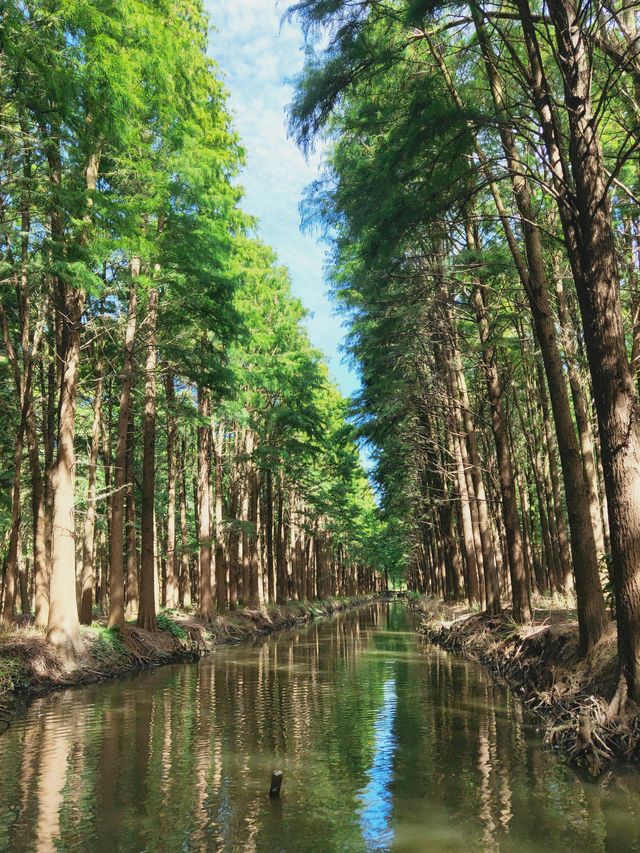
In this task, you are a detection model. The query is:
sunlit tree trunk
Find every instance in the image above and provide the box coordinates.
[197,385,213,620]
[80,355,103,624]
[109,271,138,628]
[137,288,158,631]
[164,373,179,609]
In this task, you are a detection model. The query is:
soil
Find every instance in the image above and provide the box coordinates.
[0,596,375,730]
[410,596,640,776]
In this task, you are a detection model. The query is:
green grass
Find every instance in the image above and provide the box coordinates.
[88,625,132,667]
[157,612,188,641]
[0,656,28,697]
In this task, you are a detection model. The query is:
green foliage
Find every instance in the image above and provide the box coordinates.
[157,612,189,642]
[0,657,29,697]
[88,626,132,668]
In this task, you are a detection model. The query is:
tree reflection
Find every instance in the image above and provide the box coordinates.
[1,604,639,852]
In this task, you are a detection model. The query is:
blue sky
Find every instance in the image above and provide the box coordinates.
[205,0,358,398]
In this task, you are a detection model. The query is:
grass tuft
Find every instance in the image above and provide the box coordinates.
[157,612,188,641]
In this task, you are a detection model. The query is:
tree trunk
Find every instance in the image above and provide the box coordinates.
[266,468,275,604]
[471,3,605,648]
[164,373,179,609]
[47,286,85,660]
[137,288,158,632]
[178,435,191,608]
[197,386,213,620]
[125,407,138,618]
[80,356,103,625]
[248,461,260,608]
[453,349,500,613]
[471,278,531,622]
[109,271,138,628]
[545,0,640,692]
[214,421,227,611]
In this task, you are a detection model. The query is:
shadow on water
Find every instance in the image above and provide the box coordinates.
[1,602,640,852]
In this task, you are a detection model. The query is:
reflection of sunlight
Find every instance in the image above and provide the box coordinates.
[357,676,397,851]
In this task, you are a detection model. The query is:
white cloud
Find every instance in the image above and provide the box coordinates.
[205,0,357,395]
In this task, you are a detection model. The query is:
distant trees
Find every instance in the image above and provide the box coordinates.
[0,0,388,661]
[288,0,640,698]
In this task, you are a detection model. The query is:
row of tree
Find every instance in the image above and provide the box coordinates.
[288,0,640,699]
[0,0,389,661]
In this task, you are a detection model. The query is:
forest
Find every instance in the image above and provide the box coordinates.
[4,0,640,847]
[0,0,395,666]
[286,0,640,705]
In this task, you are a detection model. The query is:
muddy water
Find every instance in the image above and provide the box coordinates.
[1,602,640,852]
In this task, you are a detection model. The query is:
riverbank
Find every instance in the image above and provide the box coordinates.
[410,595,640,776]
[0,596,375,715]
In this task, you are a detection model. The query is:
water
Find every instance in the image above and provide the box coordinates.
[1,602,640,852]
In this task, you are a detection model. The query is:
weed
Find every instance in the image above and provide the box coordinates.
[88,625,132,668]
[0,657,28,697]
[157,612,188,641]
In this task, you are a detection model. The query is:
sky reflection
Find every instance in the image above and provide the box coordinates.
[358,676,398,851]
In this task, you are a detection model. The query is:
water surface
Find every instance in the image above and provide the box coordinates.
[1,602,639,852]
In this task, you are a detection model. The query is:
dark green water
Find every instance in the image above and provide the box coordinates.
[1,602,640,852]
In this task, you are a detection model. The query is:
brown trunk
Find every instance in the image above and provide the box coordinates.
[164,373,179,609]
[25,403,46,629]
[109,271,138,628]
[472,3,605,648]
[265,468,275,603]
[80,356,104,625]
[471,278,531,622]
[178,435,191,608]
[545,0,640,694]
[248,460,260,608]
[276,483,287,602]
[240,466,250,605]
[214,421,227,611]
[197,386,213,620]
[555,276,606,561]
[125,407,138,618]
[47,286,85,659]
[137,288,158,632]
[227,457,239,610]
[1,418,25,628]
[444,347,480,605]
[453,349,500,612]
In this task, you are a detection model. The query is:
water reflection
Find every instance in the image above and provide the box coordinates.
[358,678,397,850]
[1,604,640,852]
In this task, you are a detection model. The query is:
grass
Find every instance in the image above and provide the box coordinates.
[87,624,133,668]
[0,656,28,698]
[156,611,188,641]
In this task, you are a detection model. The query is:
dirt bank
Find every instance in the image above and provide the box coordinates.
[0,596,375,724]
[411,596,640,776]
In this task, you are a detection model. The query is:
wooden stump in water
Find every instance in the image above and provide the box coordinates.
[269,770,284,798]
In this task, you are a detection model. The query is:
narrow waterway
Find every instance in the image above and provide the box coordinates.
[1,603,639,852]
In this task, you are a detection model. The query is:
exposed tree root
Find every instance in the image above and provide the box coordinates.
[411,598,638,776]
[0,595,375,728]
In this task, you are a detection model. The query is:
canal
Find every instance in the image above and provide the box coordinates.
[1,602,639,851]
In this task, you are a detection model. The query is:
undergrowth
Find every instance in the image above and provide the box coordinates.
[88,625,132,668]
[157,612,188,641]
[0,657,28,697]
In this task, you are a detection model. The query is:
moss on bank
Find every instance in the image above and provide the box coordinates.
[410,596,640,776]
[0,596,375,712]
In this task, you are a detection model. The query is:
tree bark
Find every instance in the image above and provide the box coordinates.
[471,277,531,622]
[47,286,85,660]
[109,271,138,628]
[137,288,158,632]
[197,386,213,620]
[214,421,227,611]
[80,356,104,624]
[164,372,179,608]
[125,407,138,618]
